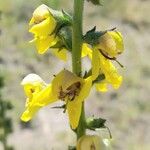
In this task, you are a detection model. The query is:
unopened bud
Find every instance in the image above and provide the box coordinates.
[77,135,106,150]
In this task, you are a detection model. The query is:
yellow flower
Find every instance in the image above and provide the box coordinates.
[95,31,124,58]
[82,31,124,92]
[21,70,92,129]
[77,135,106,150]
[20,74,57,122]
[29,4,66,59]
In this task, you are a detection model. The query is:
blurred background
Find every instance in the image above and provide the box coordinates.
[0,0,150,149]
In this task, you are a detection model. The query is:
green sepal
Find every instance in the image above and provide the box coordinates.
[83,27,117,46]
[87,0,103,5]
[51,26,72,51]
[86,117,106,130]
[93,74,105,84]
[49,8,72,36]
[83,69,105,84]
[57,26,72,51]
[83,27,106,46]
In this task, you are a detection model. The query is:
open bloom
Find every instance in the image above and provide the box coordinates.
[83,30,124,92]
[21,70,92,129]
[29,4,66,58]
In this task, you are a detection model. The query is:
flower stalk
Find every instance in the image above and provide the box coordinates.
[72,0,86,140]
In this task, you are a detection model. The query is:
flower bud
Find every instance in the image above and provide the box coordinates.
[77,135,106,150]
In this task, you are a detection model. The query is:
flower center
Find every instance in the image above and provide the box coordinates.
[58,82,81,101]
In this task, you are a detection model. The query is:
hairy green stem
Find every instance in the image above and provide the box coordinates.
[72,0,86,140]
[72,0,84,75]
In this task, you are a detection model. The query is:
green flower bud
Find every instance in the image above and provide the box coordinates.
[77,135,106,150]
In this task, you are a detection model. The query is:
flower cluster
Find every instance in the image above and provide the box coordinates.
[21,4,124,131]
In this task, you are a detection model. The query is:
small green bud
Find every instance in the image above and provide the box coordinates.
[86,117,106,130]
[77,135,106,150]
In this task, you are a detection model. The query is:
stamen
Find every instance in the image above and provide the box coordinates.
[114,59,124,68]
[30,89,35,93]
[58,82,81,102]
[58,86,66,101]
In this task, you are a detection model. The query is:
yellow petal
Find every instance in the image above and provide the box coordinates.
[67,100,82,129]
[34,35,57,54]
[82,43,92,59]
[52,70,84,97]
[92,48,101,81]
[29,17,56,37]
[29,17,35,26]
[74,76,92,103]
[21,73,46,99]
[97,32,116,57]
[32,4,50,22]
[32,84,58,106]
[51,48,67,61]
[21,84,57,122]
[67,77,92,129]
[95,81,108,92]
[21,105,40,122]
[108,31,124,54]
[99,53,123,89]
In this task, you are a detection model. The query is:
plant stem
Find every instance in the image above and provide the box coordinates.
[72,0,86,140]
[76,104,86,139]
[72,0,84,76]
